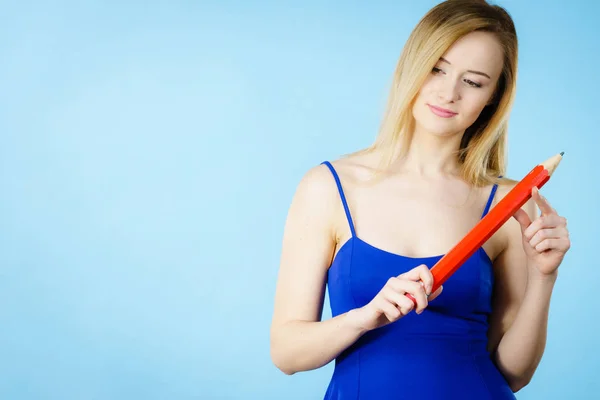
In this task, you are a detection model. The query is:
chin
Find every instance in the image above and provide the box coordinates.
[419,121,458,136]
[413,108,462,137]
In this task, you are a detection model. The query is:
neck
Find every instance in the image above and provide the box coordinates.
[394,125,463,177]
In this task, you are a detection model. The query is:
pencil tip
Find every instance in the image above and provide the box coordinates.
[560,151,564,156]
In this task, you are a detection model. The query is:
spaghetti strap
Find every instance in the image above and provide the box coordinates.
[481,176,502,219]
[321,161,356,237]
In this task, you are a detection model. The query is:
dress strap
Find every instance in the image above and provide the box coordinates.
[481,176,502,219]
[321,161,356,237]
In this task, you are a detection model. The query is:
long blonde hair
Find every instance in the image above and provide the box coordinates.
[358,0,518,187]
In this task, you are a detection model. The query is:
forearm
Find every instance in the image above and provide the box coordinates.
[270,309,366,375]
[493,268,557,391]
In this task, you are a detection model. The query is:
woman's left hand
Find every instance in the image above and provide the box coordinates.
[513,187,571,277]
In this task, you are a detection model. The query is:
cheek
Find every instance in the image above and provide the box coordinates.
[411,92,427,118]
[418,80,437,99]
[460,93,491,122]
[412,82,437,111]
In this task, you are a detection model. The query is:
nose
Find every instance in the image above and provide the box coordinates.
[437,78,460,103]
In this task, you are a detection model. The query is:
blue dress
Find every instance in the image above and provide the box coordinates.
[321,161,516,400]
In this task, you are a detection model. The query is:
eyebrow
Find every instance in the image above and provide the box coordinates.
[439,57,491,79]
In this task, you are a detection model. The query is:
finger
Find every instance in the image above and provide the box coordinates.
[428,285,443,301]
[387,279,422,312]
[529,227,568,248]
[535,237,570,253]
[524,215,565,241]
[383,287,415,316]
[387,277,415,295]
[396,280,428,314]
[396,295,416,316]
[399,264,434,295]
[513,208,532,232]
[377,298,401,322]
[531,187,556,216]
[383,287,411,311]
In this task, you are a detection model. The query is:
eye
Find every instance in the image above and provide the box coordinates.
[431,66,444,74]
[464,79,482,88]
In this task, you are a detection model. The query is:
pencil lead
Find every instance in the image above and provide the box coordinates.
[560,151,564,156]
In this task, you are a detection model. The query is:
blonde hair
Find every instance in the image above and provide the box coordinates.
[357,0,518,187]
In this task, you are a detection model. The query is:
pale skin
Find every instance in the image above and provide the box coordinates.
[270,31,570,392]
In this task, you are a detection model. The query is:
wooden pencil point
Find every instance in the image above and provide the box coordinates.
[541,153,564,176]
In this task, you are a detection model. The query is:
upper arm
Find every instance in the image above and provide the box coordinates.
[270,165,340,331]
[487,186,538,354]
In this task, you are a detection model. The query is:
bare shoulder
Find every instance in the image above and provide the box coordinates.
[289,162,344,222]
[290,154,374,226]
[280,160,352,265]
[325,151,382,185]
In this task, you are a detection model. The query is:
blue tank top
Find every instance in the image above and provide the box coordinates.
[321,161,516,400]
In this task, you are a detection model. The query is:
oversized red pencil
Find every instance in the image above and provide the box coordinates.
[406,152,564,306]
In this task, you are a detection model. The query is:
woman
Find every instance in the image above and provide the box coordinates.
[270,0,571,398]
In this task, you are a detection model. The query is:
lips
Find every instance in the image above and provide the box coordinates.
[427,104,458,118]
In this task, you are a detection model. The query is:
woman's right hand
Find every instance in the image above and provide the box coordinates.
[350,264,444,332]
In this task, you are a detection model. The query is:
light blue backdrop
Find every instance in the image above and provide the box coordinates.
[1,1,597,399]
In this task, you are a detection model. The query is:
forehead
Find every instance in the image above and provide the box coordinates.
[441,31,504,78]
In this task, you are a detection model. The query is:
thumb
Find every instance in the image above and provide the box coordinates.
[398,264,428,281]
[513,208,531,232]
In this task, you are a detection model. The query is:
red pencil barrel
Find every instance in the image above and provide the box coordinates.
[405,164,550,308]
[430,165,549,292]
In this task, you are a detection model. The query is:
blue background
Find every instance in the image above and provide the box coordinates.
[1,0,598,398]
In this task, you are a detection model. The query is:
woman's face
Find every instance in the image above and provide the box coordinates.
[412,31,504,137]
